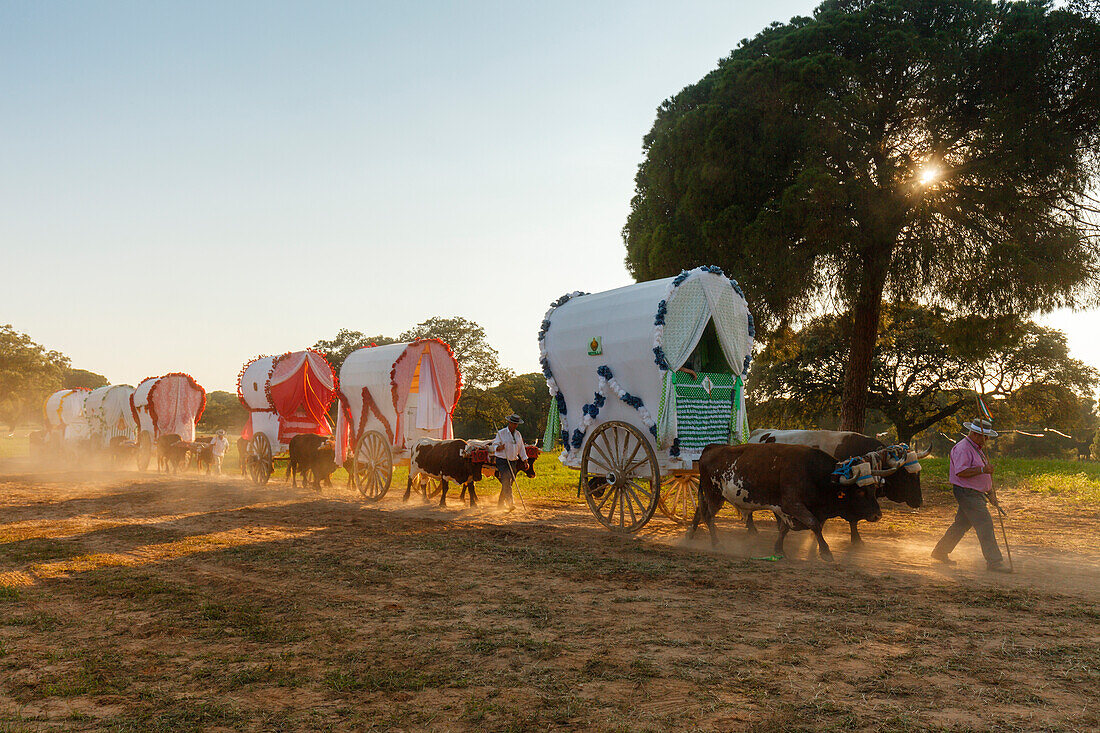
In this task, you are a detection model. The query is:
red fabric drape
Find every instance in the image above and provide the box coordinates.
[268,351,336,441]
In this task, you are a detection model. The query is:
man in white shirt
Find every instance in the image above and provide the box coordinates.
[211,430,231,475]
[491,414,528,510]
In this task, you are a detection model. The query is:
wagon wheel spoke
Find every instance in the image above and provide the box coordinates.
[586,452,612,476]
[628,478,654,501]
[621,485,640,527]
[591,441,615,474]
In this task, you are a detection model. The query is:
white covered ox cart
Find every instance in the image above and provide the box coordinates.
[539,266,754,532]
[131,373,207,470]
[84,384,137,449]
[238,350,337,485]
[335,339,462,500]
[43,388,91,449]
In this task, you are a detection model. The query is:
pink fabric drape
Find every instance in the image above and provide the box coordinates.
[390,345,420,449]
[426,341,461,410]
[149,375,205,441]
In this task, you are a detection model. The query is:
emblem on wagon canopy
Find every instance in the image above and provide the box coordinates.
[587,337,602,356]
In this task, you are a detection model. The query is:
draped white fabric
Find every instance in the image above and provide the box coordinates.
[661,278,711,371]
[415,354,446,430]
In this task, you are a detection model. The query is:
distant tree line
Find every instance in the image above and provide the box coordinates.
[311,317,550,442]
[0,324,108,430]
[749,303,1100,459]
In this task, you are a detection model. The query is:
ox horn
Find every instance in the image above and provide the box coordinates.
[913,439,932,459]
[870,466,899,477]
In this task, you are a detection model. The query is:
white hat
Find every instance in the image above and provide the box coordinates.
[963,418,998,437]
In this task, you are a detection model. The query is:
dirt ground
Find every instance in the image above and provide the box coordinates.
[0,464,1097,732]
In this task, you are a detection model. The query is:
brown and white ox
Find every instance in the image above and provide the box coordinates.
[405,438,538,507]
[747,429,929,543]
[406,439,486,507]
[691,443,885,560]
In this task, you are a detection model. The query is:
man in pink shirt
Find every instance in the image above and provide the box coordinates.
[931,418,1010,572]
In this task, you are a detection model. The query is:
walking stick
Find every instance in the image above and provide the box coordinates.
[506,458,528,513]
[990,496,1014,572]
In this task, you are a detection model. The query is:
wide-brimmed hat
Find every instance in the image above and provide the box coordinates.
[216,429,226,436]
[963,419,998,437]
[505,414,523,425]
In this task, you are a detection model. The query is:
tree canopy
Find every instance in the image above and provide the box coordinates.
[400,317,513,389]
[624,0,1100,431]
[197,391,249,432]
[312,329,397,375]
[752,304,1099,442]
[63,368,108,391]
[0,324,70,429]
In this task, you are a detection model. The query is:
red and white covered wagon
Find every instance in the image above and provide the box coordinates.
[237,349,337,485]
[130,373,207,470]
[334,339,462,500]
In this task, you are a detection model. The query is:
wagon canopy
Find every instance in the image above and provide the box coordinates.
[44,388,90,441]
[335,339,462,461]
[540,266,754,466]
[84,385,137,447]
[132,373,206,442]
[237,350,336,444]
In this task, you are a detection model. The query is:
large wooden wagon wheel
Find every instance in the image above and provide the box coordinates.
[580,421,660,533]
[353,430,393,501]
[248,433,274,485]
[659,473,700,524]
[136,431,153,472]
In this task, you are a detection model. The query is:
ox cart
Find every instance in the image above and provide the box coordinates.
[43,388,91,455]
[238,350,337,485]
[335,339,462,500]
[539,266,755,533]
[131,373,207,471]
[84,384,138,450]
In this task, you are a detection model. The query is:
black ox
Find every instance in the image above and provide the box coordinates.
[286,434,338,490]
[748,429,927,543]
[690,443,883,561]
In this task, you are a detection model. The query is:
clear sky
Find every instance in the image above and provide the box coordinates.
[4,1,1099,392]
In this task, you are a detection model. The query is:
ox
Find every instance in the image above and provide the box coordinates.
[164,441,197,474]
[193,441,214,475]
[108,435,137,467]
[406,438,486,507]
[691,443,884,560]
[156,433,182,472]
[286,434,338,490]
[748,429,928,543]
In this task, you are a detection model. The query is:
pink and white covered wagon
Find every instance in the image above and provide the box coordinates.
[334,339,462,500]
[130,373,207,470]
[237,349,337,485]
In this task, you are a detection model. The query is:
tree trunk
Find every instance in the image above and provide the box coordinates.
[838,249,891,433]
